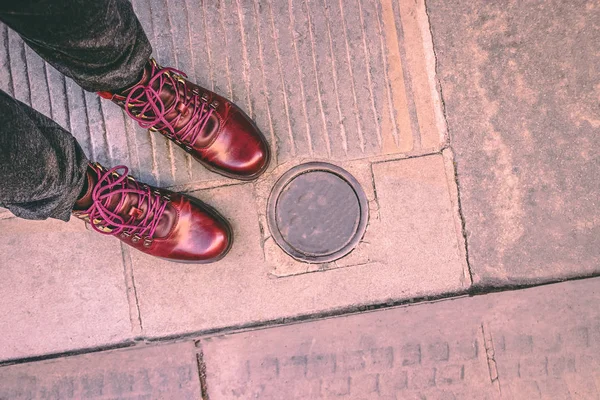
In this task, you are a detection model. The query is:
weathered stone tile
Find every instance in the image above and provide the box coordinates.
[0,218,132,361]
[370,154,471,291]
[427,0,600,285]
[0,342,201,399]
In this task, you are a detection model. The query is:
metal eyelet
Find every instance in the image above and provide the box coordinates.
[200,93,210,103]
[184,145,193,152]
[100,226,113,233]
[121,231,131,239]
[152,189,162,196]
[131,234,141,243]
[143,237,153,247]
[210,100,219,109]
[162,194,171,201]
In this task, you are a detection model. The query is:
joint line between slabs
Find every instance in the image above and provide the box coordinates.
[120,242,144,336]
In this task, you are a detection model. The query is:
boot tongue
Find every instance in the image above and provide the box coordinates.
[116,61,219,147]
[124,62,178,110]
[107,181,174,239]
[74,165,174,239]
[108,186,138,221]
[152,80,220,147]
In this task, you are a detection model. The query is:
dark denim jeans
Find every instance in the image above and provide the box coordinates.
[0,0,152,221]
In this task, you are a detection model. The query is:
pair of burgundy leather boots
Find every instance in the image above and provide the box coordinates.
[72,59,270,263]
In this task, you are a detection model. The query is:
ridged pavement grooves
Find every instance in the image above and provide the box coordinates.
[0,0,445,189]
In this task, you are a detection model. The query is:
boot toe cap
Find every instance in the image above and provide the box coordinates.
[184,205,232,263]
[203,111,270,179]
[157,196,233,263]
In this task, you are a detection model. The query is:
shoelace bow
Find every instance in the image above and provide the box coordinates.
[124,66,215,146]
[87,166,168,240]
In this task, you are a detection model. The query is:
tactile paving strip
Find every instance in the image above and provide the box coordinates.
[0,0,444,189]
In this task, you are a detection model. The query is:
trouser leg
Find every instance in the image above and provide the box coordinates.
[0,89,88,221]
[0,0,156,220]
[0,0,152,92]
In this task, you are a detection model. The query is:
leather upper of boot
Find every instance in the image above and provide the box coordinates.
[73,163,231,263]
[98,59,270,180]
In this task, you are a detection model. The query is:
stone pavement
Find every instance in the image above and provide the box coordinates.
[0,0,599,397]
[427,0,600,286]
[1,0,467,362]
[2,277,600,399]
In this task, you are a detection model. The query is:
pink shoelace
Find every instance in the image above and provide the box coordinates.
[86,165,169,241]
[124,65,215,146]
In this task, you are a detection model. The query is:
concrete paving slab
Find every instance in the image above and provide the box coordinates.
[0,342,201,399]
[131,155,468,338]
[426,0,600,285]
[200,277,600,399]
[254,152,467,280]
[0,0,445,190]
[0,218,132,362]
[371,153,469,287]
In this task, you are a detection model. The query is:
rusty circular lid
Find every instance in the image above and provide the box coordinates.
[267,162,369,263]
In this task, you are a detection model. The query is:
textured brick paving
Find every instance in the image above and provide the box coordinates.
[0,343,201,399]
[200,277,600,399]
[1,278,599,399]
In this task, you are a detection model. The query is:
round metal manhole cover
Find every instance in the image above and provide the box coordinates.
[267,162,369,263]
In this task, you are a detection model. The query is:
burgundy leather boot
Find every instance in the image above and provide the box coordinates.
[98,59,270,180]
[73,163,232,263]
